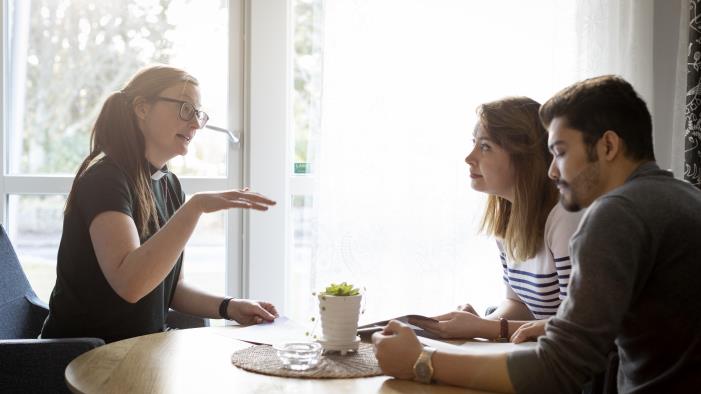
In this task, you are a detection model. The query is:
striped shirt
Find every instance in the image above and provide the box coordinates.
[499,203,584,319]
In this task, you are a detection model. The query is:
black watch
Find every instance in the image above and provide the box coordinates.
[219,297,234,320]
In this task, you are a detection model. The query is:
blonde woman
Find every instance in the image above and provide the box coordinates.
[42,65,278,342]
[412,97,583,343]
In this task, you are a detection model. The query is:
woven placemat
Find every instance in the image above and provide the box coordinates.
[231,343,383,379]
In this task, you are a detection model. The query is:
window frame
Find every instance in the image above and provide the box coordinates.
[244,0,317,312]
[244,0,293,310]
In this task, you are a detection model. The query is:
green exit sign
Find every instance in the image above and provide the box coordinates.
[294,162,311,174]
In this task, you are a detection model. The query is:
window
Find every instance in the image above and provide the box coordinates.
[8,194,64,302]
[6,0,658,328]
[249,0,587,324]
[2,0,237,302]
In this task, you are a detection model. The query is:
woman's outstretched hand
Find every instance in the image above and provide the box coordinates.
[191,188,276,213]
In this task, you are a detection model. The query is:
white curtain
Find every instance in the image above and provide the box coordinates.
[573,1,654,101]
[573,0,687,177]
[294,0,685,324]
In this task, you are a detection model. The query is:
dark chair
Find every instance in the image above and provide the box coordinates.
[0,224,210,393]
[0,225,104,393]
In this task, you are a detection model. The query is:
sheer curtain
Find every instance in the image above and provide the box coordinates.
[296,0,680,324]
[573,0,687,177]
[573,1,654,100]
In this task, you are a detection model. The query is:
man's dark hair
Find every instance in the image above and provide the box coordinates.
[539,75,655,161]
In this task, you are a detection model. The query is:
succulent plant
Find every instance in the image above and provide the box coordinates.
[321,282,360,296]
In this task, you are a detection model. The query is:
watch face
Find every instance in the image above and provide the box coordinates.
[415,363,430,379]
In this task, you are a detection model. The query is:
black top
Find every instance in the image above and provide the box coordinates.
[41,157,185,343]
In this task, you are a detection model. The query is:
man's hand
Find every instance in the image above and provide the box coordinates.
[372,320,423,380]
[228,299,278,325]
[409,310,486,339]
[510,319,548,343]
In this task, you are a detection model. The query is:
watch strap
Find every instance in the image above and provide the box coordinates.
[219,297,234,320]
[496,317,509,342]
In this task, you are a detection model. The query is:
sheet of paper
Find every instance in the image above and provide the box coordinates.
[418,336,538,355]
[213,316,309,345]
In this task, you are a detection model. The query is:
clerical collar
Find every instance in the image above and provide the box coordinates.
[149,164,169,180]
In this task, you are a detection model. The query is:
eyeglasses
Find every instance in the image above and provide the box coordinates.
[154,96,209,129]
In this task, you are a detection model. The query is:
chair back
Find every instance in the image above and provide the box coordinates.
[0,225,48,339]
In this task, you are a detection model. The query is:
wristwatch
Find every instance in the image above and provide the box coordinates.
[413,346,437,384]
[219,297,234,320]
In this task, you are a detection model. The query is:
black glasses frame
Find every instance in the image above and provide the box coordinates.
[154,96,209,128]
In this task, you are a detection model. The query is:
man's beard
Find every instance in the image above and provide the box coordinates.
[557,161,600,212]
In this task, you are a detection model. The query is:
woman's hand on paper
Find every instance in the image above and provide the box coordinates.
[228,299,279,325]
[372,320,423,380]
[410,310,485,339]
[510,319,547,343]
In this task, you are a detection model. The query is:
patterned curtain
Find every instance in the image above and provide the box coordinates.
[687,0,701,187]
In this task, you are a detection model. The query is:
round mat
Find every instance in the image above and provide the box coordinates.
[231,343,383,379]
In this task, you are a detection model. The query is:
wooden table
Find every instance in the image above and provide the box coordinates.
[66,327,529,393]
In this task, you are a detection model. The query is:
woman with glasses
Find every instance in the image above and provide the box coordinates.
[409,97,583,343]
[41,65,278,343]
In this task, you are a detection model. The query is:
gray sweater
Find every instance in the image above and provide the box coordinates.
[507,162,701,393]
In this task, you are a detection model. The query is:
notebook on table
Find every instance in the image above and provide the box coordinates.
[357,314,441,340]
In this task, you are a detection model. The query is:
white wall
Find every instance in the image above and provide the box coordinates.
[652,0,684,175]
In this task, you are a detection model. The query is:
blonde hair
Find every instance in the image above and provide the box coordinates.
[477,97,559,262]
[66,64,199,237]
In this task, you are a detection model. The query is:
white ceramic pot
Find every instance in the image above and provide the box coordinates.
[318,294,362,351]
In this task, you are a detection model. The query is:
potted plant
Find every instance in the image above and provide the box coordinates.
[316,282,362,354]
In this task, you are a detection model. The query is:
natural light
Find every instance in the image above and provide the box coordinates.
[287,0,584,325]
